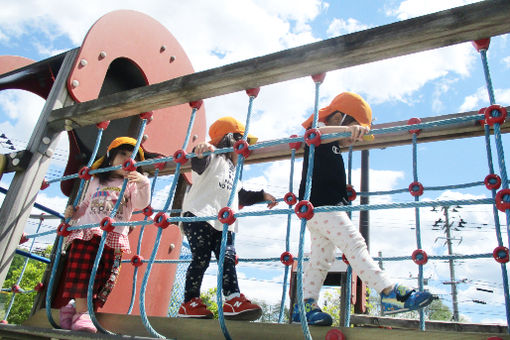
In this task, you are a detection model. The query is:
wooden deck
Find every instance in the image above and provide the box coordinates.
[8,309,508,340]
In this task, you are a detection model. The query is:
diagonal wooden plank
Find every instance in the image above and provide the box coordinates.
[48,0,510,132]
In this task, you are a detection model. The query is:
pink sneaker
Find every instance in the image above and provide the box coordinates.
[59,302,75,330]
[71,312,97,333]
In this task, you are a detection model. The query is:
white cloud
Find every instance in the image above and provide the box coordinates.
[386,0,482,20]
[459,87,510,112]
[327,18,369,36]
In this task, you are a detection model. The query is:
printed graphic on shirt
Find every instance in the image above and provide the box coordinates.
[218,161,235,191]
[89,186,128,219]
[332,145,341,154]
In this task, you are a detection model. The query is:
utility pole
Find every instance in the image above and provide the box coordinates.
[442,206,460,321]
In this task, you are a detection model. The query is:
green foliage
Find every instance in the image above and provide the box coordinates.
[1,246,51,324]
[201,288,219,319]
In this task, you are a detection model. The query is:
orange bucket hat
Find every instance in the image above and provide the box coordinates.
[208,116,258,146]
[301,92,372,129]
[91,137,145,170]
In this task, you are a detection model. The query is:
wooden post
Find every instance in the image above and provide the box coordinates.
[0,49,78,289]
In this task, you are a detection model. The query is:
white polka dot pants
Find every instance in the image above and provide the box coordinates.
[303,211,393,302]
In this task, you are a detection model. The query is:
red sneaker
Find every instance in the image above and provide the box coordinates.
[223,294,262,321]
[178,297,213,319]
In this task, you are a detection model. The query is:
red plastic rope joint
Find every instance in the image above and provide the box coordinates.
[235,255,239,266]
[78,166,92,180]
[34,282,44,292]
[19,233,28,245]
[122,159,137,172]
[342,254,350,265]
[173,149,188,165]
[154,159,166,170]
[493,246,509,264]
[140,112,153,121]
[40,179,50,190]
[96,121,110,130]
[346,186,357,201]
[11,285,20,294]
[484,105,507,126]
[189,100,203,110]
[218,207,236,225]
[311,73,326,84]
[484,174,501,190]
[407,117,422,135]
[294,200,314,220]
[234,140,251,159]
[100,217,115,232]
[284,192,297,206]
[154,212,170,229]
[325,328,345,340]
[246,88,260,98]
[288,134,302,150]
[304,128,321,147]
[57,222,71,237]
[408,181,424,197]
[495,189,510,212]
[280,252,294,266]
[131,254,145,267]
[472,38,490,52]
[412,249,428,265]
[143,206,154,217]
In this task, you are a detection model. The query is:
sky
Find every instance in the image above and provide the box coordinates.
[0,0,509,326]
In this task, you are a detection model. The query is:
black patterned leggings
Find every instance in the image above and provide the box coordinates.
[182,213,239,302]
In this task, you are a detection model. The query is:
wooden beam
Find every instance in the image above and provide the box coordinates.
[48,0,510,131]
[350,314,508,334]
[143,107,510,176]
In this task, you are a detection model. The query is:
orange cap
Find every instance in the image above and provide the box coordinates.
[91,137,145,170]
[208,116,258,146]
[301,92,372,129]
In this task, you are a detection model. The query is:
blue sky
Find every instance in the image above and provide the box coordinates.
[0,0,509,325]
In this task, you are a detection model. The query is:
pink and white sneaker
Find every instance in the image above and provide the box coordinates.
[71,312,97,333]
[59,302,76,330]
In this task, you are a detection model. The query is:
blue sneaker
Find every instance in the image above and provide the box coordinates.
[292,298,332,326]
[381,284,433,315]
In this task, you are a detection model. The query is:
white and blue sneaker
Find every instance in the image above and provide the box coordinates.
[380,284,433,315]
[292,298,333,326]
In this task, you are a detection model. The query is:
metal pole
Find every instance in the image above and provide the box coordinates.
[443,206,460,321]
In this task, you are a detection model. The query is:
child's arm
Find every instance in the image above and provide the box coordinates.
[317,125,370,145]
[238,189,278,209]
[126,171,151,209]
[191,142,214,175]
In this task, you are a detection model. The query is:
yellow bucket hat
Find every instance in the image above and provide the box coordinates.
[208,117,258,146]
[91,137,145,170]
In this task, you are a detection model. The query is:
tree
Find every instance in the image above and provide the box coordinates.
[1,246,51,324]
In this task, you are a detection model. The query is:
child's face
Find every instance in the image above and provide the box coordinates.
[111,149,136,176]
[325,112,344,126]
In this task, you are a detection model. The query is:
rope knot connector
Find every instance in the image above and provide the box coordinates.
[280,252,294,266]
[484,105,507,126]
[173,149,188,165]
[484,174,501,190]
[143,205,154,217]
[284,192,297,206]
[122,159,137,172]
[412,249,428,265]
[246,88,260,98]
[189,100,203,110]
[218,207,236,225]
[96,121,110,130]
[472,38,491,52]
[346,185,357,201]
[234,140,251,159]
[493,246,509,264]
[304,128,321,147]
[288,134,302,150]
[408,181,424,197]
[100,216,115,232]
[294,200,314,220]
[154,212,170,229]
[131,254,144,267]
[495,189,510,212]
[407,117,422,135]
[78,166,92,180]
[57,222,71,237]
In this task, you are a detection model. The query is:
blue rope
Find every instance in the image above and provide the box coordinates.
[127,167,162,314]
[3,217,44,321]
[411,133,426,330]
[139,106,198,339]
[278,147,296,323]
[478,47,510,333]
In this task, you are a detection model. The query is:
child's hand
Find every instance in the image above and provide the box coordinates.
[126,171,146,183]
[64,205,76,219]
[195,142,215,159]
[347,125,370,143]
[263,192,278,209]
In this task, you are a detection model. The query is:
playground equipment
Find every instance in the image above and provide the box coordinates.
[0,2,510,339]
